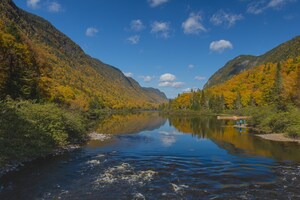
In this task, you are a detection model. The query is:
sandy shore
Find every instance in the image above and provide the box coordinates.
[256,133,300,144]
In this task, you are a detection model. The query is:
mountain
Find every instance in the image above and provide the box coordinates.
[204,35,300,88]
[170,35,300,110]
[0,0,167,110]
[142,87,168,103]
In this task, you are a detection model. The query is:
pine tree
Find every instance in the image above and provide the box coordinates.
[248,94,256,107]
[200,90,207,109]
[274,62,283,97]
[234,92,242,110]
[191,91,200,110]
[294,66,300,107]
[274,62,287,110]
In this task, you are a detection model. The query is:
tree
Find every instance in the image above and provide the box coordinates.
[248,94,256,106]
[294,66,300,107]
[0,29,40,100]
[274,62,283,97]
[234,92,242,110]
[200,90,207,109]
[273,62,287,110]
[191,91,200,110]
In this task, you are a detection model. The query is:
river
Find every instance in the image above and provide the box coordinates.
[0,112,300,199]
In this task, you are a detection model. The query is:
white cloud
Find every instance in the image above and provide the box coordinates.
[188,64,194,69]
[48,1,62,12]
[27,0,40,9]
[247,1,266,14]
[151,21,171,39]
[247,0,295,14]
[159,73,185,88]
[158,81,185,88]
[183,87,198,93]
[86,27,99,37]
[130,19,145,31]
[139,75,155,82]
[127,35,140,44]
[209,40,233,53]
[194,76,206,81]
[183,88,192,93]
[268,0,287,8]
[124,72,133,77]
[159,73,176,82]
[210,10,243,27]
[182,12,206,34]
[148,0,169,7]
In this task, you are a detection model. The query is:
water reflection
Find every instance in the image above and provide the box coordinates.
[95,112,166,134]
[93,112,300,162]
[166,114,300,163]
[1,112,300,200]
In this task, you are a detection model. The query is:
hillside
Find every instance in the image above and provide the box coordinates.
[207,58,299,108]
[169,34,300,111]
[204,35,300,88]
[0,0,167,110]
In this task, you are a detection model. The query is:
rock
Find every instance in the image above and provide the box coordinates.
[88,132,111,141]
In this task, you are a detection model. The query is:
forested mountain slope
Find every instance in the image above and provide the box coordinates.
[204,36,300,88]
[0,0,167,110]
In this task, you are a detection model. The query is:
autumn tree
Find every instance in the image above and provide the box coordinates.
[0,27,40,100]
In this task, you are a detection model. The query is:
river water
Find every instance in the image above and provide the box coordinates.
[0,112,300,199]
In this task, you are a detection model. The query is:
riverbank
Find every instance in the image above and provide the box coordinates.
[216,114,300,143]
[0,132,113,178]
[256,133,300,144]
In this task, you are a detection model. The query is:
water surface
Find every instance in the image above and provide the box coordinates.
[1,112,300,199]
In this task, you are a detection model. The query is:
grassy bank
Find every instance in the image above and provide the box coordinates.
[0,99,87,166]
[162,104,300,139]
[232,105,300,138]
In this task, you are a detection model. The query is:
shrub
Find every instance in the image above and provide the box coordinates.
[0,99,86,164]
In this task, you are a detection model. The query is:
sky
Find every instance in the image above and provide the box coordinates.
[13,0,300,98]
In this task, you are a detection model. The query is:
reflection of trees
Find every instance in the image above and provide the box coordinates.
[96,112,166,134]
[167,115,300,162]
[166,114,225,139]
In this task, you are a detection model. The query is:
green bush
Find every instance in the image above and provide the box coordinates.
[286,125,300,138]
[0,99,87,164]
[240,105,300,137]
[16,101,86,145]
[285,107,300,138]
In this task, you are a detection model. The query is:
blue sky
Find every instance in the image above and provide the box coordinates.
[14,0,300,98]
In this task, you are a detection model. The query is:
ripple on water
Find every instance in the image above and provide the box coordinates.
[94,163,157,187]
[132,192,145,200]
[86,160,101,166]
[171,183,189,193]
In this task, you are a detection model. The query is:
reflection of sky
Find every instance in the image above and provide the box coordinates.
[159,130,182,147]
[161,135,176,147]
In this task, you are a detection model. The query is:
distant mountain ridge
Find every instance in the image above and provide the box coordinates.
[204,35,300,88]
[0,0,167,109]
